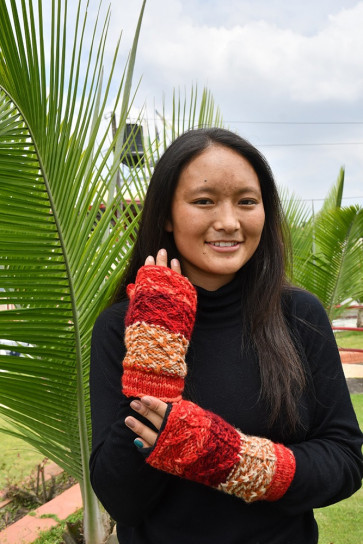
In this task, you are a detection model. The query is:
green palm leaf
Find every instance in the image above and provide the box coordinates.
[319,167,345,213]
[0,1,147,541]
[279,186,313,283]
[281,172,362,322]
[305,206,363,320]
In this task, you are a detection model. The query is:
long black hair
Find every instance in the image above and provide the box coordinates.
[113,127,306,431]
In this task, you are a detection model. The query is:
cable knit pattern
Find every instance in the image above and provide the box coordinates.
[122,266,197,402]
[147,400,296,503]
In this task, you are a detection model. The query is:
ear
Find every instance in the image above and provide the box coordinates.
[165,219,173,232]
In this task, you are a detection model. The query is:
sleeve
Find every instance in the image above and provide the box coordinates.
[142,292,362,513]
[276,292,363,514]
[89,303,172,526]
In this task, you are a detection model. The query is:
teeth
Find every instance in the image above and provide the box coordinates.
[210,242,237,247]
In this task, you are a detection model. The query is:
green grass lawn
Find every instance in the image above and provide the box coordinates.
[0,418,45,491]
[314,394,363,544]
[334,330,363,350]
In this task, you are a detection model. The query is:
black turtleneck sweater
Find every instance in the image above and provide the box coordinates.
[89,278,363,544]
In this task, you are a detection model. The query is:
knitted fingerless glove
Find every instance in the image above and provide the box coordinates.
[146,400,296,503]
[122,266,197,402]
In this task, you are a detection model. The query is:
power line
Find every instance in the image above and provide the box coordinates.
[125,115,363,126]
[297,196,363,202]
[226,121,363,125]
[259,142,363,147]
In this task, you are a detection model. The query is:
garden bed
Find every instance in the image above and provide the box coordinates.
[0,461,76,531]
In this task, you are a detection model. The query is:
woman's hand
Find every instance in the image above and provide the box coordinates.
[124,250,184,447]
[125,396,168,448]
[144,248,181,274]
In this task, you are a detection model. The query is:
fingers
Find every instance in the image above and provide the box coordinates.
[170,258,182,274]
[144,249,181,274]
[144,249,167,267]
[125,416,157,448]
[156,249,168,267]
[130,398,165,430]
[141,395,168,416]
[144,255,155,266]
[125,397,169,449]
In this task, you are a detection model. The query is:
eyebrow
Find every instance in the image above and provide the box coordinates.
[188,185,261,196]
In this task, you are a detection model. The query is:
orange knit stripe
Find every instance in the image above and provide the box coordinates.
[123,321,188,377]
[122,368,185,402]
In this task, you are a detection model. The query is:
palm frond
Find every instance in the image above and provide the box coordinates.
[320,167,345,213]
[279,186,313,283]
[0,1,147,541]
[296,206,363,320]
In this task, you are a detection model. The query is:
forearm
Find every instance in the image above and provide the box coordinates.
[145,400,296,503]
[122,265,197,402]
[140,394,362,512]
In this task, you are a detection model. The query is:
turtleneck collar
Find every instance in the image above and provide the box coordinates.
[194,274,242,329]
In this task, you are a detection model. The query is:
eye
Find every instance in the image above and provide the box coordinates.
[239,198,257,206]
[192,198,214,205]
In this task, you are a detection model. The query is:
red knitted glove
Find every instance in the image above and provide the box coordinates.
[122,266,197,402]
[146,400,296,503]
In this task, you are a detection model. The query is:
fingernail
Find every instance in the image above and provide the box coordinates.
[134,438,144,449]
[145,255,154,263]
[130,400,141,411]
[159,249,166,256]
[141,396,152,407]
[171,259,179,267]
[125,417,135,428]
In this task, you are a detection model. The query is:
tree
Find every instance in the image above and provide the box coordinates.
[0,1,223,542]
[282,169,363,321]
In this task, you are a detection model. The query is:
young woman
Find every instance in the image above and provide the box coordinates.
[90,128,363,544]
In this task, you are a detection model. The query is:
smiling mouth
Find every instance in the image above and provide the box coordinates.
[207,241,240,247]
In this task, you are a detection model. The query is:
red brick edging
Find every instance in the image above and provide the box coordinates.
[339,350,363,364]
[0,484,82,544]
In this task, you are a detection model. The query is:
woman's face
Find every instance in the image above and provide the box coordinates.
[165,144,265,291]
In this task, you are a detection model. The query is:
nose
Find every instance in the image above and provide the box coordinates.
[213,203,240,232]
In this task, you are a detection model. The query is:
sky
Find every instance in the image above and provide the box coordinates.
[63,1,363,210]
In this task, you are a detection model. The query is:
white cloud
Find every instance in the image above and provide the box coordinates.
[128,0,363,104]
[78,0,363,206]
